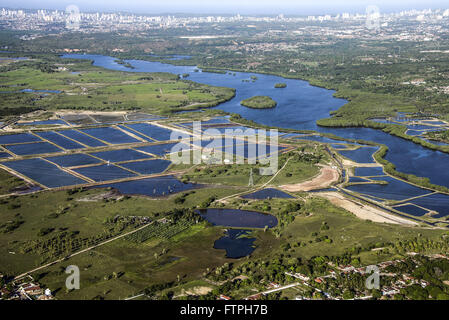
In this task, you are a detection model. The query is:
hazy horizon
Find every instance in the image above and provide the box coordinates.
[1,0,448,15]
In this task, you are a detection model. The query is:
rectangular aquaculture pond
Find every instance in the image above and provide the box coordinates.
[3,158,87,188]
[4,142,63,156]
[35,131,85,150]
[93,175,197,197]
[345,176,431,201]
[0,133,42,145]
[119,159,171,175]
[57,130,107,147]
[135,143,183,156]
[409,193,449,218]
[45,153,102,168]
[73,164,137,182]
[339,146,378,164]
[89,149,151,163]
[353,166,384,177]
[393,204,429,217]
[80,127,141,145]
[17,120,67,126]
[125,123,186,141]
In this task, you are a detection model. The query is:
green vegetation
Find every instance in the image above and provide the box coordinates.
[0,56,235,116]
[268,149,323,185]
[182,148,323,187]
[193,197,449,299]
[274,83,287,88]
[316,90,417,127]
[1,174,447,300]
[17,195,447,300]
[184,163,270,186]
[124,210,200,243]
[0,186,241,275]
[0,168,29,195]
[425,130,449,144]
[240,96,277,109]
[201,68,227,74]
[223,198,301,230]
[3,22,449,300]
[113,59,135,69]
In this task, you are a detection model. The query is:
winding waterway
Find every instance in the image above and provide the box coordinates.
[62,54,449,192]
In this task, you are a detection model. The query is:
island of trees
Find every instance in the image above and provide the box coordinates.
[275,83,287,88]
[240,96,277,109]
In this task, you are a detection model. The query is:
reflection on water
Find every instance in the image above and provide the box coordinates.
[198,208,278,229]
[93,175,198,197]
[214,229,256,259]
[241,188,293,199]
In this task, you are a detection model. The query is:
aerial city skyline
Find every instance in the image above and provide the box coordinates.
[2,0,449,14]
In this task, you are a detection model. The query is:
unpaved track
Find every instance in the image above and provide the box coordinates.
[14,222,154,280]
[280,166,339,192]
[318,191,418,226]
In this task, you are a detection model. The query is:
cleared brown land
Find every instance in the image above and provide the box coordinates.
[280,166,339,192]
[318,192,418,226]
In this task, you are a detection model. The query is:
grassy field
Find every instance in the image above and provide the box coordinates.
[2,187,446,300]
[281,197,447,264]
[183,163,271,186]
[0,56,446,299]
[268,159,321,186]
[0,168,29,195]
[182,149,324,187]
[0,185,245,276]
[0,57,235,116]
[316,89,417,127]
[240,96,277,109]
[35,224,232,300]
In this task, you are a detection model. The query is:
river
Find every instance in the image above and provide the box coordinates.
[62,54,449,191]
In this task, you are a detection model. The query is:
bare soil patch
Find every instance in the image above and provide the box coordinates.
[280,166,339,192]
[318,192,418,226]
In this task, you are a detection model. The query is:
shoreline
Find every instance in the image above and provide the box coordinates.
[317,191,418,226]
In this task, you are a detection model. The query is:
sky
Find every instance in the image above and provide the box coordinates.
[1,0,448,15]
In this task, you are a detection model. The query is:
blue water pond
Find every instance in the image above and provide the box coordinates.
[241,188,294,199]
[214,229,256,259]
[73,164,136,182]
[119,159,171,175]
[409,193,449,218]
[198,208,278,229]
[3,158,86,188]
[345,176,431,201]
[45,153,102,167]
[354,167,384,176]
[35,131,85,150]
[89,149,151,162]
[0,133,42,144]
[94,175,197,197]
[4,142,62,156]
[393,204,429,217]
[80,127,140,144]
[57,130,106,147]
[339,147,378,164]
